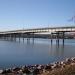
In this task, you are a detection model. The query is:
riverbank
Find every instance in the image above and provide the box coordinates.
[0,57,75,75]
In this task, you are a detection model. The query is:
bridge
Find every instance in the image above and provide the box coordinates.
[0,26,75,44]
[0,26,75,34]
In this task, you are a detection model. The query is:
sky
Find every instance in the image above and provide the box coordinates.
[0,0,75,31]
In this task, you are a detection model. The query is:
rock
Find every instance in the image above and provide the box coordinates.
[2,69,12,74]
[65,58,72,65]
[13,67,21,72]
[37,65,42,69]
[0,70,3,74]
[33,68,40,74]
[45,64,52,70]
[60,61,64,65]
[51,63,56,69]
[22,68,30,74]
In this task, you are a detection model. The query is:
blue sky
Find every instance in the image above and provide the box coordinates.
[0,0,75,31]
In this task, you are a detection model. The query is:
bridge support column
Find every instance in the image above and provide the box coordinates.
[14,34,16,41]
[6,34,8,40]
[32,32,34,44]
[19,34,20,43]
[8,35,10,40]
[4,34,6,40]
[27,38,30,44]
[23,33,24,43]
[26,34,30,44]
[9,34,12,41]
[62,32,65,45]
[51,33,53,44]
[56,32,59,45]
[5,34,7,40]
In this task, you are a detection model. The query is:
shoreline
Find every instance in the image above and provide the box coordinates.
[0,57,75,75]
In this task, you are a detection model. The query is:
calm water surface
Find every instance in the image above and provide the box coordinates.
[0,38,75,68]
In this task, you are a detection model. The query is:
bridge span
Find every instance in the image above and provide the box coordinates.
[0,26,75,34]
[0,26,75,44]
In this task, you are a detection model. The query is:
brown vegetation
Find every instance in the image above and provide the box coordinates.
[40,64,75,75]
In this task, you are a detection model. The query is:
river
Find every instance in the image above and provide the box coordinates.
[0,38,75,69]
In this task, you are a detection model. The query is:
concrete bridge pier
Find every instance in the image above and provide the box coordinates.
[62,32,65,45]
[51,33,53,44]
[6,34,9,40]
[4,34,7,40]
[22,33,24,43]
[27,38,30,44]
[3,34,6,40]
[32,32,35,44]
[26,33,30,44]
[2,34,6,40]
[10,34,15,41]
[19,34,21,43]
[56,32,59,45]
[13,34,16,41]
[9,34,12,41]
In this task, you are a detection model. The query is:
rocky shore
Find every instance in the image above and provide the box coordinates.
[0,57,75,75]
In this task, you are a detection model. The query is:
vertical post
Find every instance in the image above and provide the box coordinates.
[14,34,16,41]
[27,33,29,44]
[8,34,10,40]
[32,32,34,44]
[6,34,7,40]
[23,33,24,43]
[6,34,8,40]
[62,32,65,45]
[51,33,52,44]
[11,34,13,41]
[4,34,6,40]
[19,34,20,43]
[56,32,59,45]
[27,33,30,44]
[10,34,12,41]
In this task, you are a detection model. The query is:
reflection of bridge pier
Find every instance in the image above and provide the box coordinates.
[51,31,65,45]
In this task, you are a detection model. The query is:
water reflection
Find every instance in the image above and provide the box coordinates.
[50,39,64,57]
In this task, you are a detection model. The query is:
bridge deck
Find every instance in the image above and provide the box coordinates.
[0,26,75,34]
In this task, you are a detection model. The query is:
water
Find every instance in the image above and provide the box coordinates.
[0,38,75,69]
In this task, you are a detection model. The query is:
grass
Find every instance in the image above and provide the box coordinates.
[40,64,75,75]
